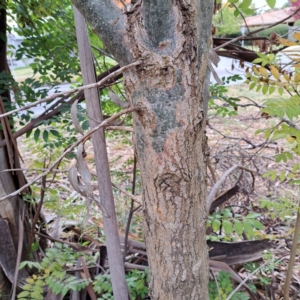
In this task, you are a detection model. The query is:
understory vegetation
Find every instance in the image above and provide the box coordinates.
[0,0,300,299]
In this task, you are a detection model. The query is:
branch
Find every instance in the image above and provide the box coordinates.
[214,7,300,51]
[0,65,122,148]
[284,201,300,299]
[206,165,255,211]
[72,0,130,64]
[0,107,140,202]
[112,183,142,205]
[0,61,140,120]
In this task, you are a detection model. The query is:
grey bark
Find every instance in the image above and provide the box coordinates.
[72,0,213,299]
[73,6,129,300]
[0,5,31,298]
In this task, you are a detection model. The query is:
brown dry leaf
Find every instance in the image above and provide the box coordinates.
[283,73,290,82]
[294,73,300,83]
[259,66,269,78]
[270,65,280,81]
[252,66,260,76]
[293,32,300,42]
[277,37,298,47]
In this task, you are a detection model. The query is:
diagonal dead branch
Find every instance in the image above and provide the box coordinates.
[0,107,140,202]
[112,183,142,205]
[214,7,300,51]
[0,61,141,120]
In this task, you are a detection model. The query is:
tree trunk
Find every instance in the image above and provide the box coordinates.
[72,1,213,298]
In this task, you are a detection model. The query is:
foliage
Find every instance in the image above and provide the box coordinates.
[209,75,242,117]
[207,208,265,241]
[209,271,251,300]
[17,243,91,299]
[244,252,283,287]
[245,31,300,242]
[3,0,299,298]
[259,195,298,223]
[18,243,149,299]
[93,270,149,300]
[213,5,242,37]
[248,32,300,176]
[7,0,79,85]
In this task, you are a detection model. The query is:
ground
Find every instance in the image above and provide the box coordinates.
[15,82,300,299]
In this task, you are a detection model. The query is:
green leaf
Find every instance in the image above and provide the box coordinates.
[61,285,70,298]
[269,86,275,95]
[252,58,264,64]
[22,284,33,291]
[271,131,287,141]
[266,0,276,8]
[35,279,45,286]
[212,219,221,232]
[279,171,286,181]
[262,85,268,95]
[243,219,253,235]
[30,291,43,300]
[233,9,240,17]
[233,220,243,235]
[33,285,43,294]
[223,220,233,234]
[50,129,60,138]
[239,0,252,10]
[17,291,30,298]
[251,220,264,230]
[34,129,40,142]
[262,170,277,181]
[43,130,49,142]
[245,212,261,219]
[249,82,256,90]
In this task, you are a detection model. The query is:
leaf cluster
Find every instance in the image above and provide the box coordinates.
[209,270,252,300]
[207,209,264,241]
[18,243,149,299]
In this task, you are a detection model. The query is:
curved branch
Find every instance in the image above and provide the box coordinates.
[71,0,131,64]
[206,165,255,211]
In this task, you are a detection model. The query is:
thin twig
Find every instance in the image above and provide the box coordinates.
[0,107,140,202]
[214,7,300,51]
[124,156,139,260]
[112,182,142,205]
[284,200,300,299]
[28,175,46,250]
[0,168,68,173]
[105,126,133,132]
[11,205,25,300]
[0,61,140,120]
[226,257,285,300]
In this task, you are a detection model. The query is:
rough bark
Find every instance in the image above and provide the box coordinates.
[72,1,213,299]
[0,5,30,298]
